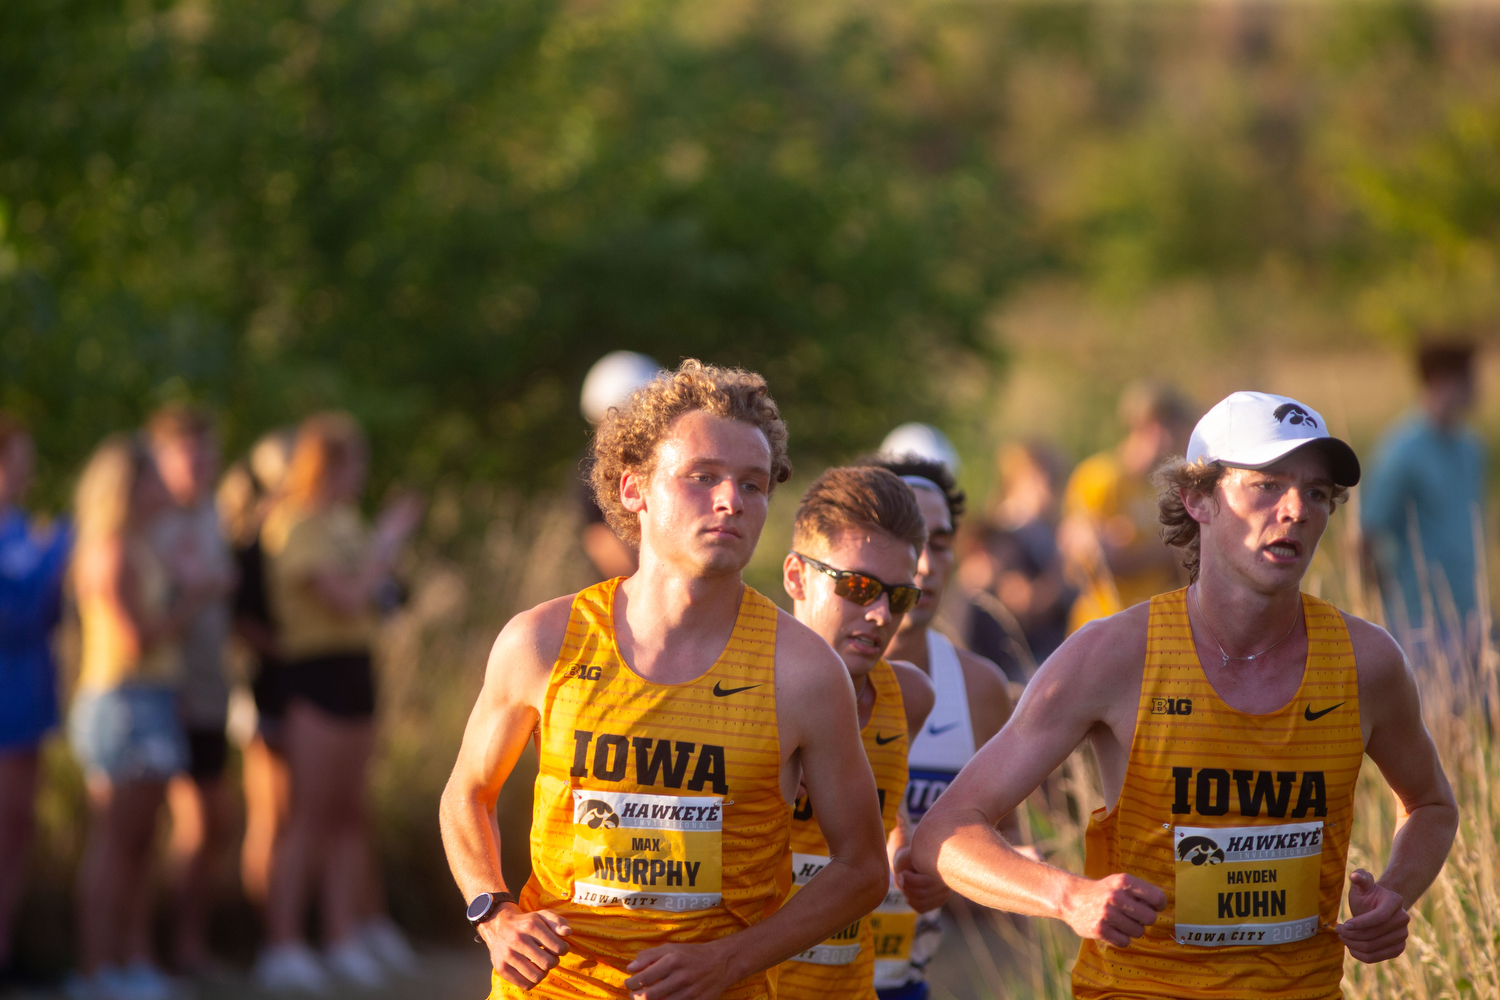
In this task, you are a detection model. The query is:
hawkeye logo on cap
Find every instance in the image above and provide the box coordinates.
[1272,403,1316,428]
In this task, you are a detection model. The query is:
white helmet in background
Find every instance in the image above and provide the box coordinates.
[879,422,961,476]
[580,351,662,425]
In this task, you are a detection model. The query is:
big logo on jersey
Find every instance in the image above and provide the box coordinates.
[1171,767,1326,818]
[570,729,728,794]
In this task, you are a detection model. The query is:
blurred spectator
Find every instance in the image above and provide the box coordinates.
[1058,382,1192,632]
[218,430,294,912]
[578,351,659,580]
[256,413,422,991]
[1362,338,1487,671]
[147,405,237,975]
[0,416,71,978]
[68,433,206,1000]
[962,441,1074,667]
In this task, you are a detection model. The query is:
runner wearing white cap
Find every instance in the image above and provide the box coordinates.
[913,391,1457,999]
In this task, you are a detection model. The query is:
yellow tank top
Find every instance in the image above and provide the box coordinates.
[1072,589,1363,1000]
[776,658,908,1000]
[494,578,788,1000]
[78,538,180,690]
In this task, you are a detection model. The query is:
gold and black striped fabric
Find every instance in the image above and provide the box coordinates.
[494,578,787,1000]
[776,657,908,1000]
[1072,589,1363,1000]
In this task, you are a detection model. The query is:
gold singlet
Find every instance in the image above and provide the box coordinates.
[1072,589,1364,1000]
[493,579,788,1000]
[776,658,908,1000]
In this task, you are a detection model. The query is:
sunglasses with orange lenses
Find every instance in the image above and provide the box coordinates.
[791,552,923,616]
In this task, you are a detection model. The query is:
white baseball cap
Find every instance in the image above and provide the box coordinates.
[1187,391,1360,487]
[879,422,961,475]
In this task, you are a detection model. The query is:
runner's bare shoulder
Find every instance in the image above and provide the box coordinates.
[1337,610,1416,734]
[1024,602,1151,716]
[483,594,578,700]
[951,648,1013,743]
[772,606,856,707]
[1338,611,1408,683]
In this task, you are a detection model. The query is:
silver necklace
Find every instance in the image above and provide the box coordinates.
[1189,585,1301,668]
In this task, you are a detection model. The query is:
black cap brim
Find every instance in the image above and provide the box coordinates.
[1291,437,1361,488]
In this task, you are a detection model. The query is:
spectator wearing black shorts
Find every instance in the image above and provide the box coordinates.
[255,412,422,991]
[217,429,294,911]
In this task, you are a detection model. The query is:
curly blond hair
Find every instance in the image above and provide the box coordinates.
[1155,457,1349,582]
[590,359,792,546]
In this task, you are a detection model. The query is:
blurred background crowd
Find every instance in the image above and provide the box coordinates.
[8,0,1500,998]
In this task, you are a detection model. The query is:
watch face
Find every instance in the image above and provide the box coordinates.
[467,892,494,923]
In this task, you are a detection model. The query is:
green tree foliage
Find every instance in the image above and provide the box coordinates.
[0,0,1019,502]
[5,0,1500,502]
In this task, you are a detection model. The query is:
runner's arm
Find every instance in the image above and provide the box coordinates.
[956,648,1023,844]
[440,597,576,989]
[912,615,1166,946]
[623,617,888,1000]
[1336,616,1457,962]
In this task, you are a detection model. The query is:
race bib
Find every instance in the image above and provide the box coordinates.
[787,853,862,965]
[570,790,722,912]
[1174,821,1323,947]
[869,884,917,984]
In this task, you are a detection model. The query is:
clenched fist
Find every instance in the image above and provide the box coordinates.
[1336,869,1410,964]
[1059,873,1166,948]
[480,905,572,990]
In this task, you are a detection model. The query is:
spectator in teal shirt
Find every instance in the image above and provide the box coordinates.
[1361,340,1487,671]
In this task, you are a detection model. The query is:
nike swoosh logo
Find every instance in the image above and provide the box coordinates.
[712,681,760,697]
[874,733,901,745]
[1304,702,1345,722]
[927,721,961,736]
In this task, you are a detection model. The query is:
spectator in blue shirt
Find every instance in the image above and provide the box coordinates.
[1362,339,1487,676]
[0,415,71,975]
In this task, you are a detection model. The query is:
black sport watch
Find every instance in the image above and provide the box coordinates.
[467,891,517,929]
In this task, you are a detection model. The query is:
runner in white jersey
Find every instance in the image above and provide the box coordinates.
[868,454,1022,1000]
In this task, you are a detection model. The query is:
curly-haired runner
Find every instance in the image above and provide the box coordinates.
[442,359,889,1000]
[915,391,1457,1000]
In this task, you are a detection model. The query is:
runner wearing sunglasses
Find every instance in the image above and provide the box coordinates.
[778,466,940,1000]
[441,361,890,1000]
[865,454,1021,1000]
